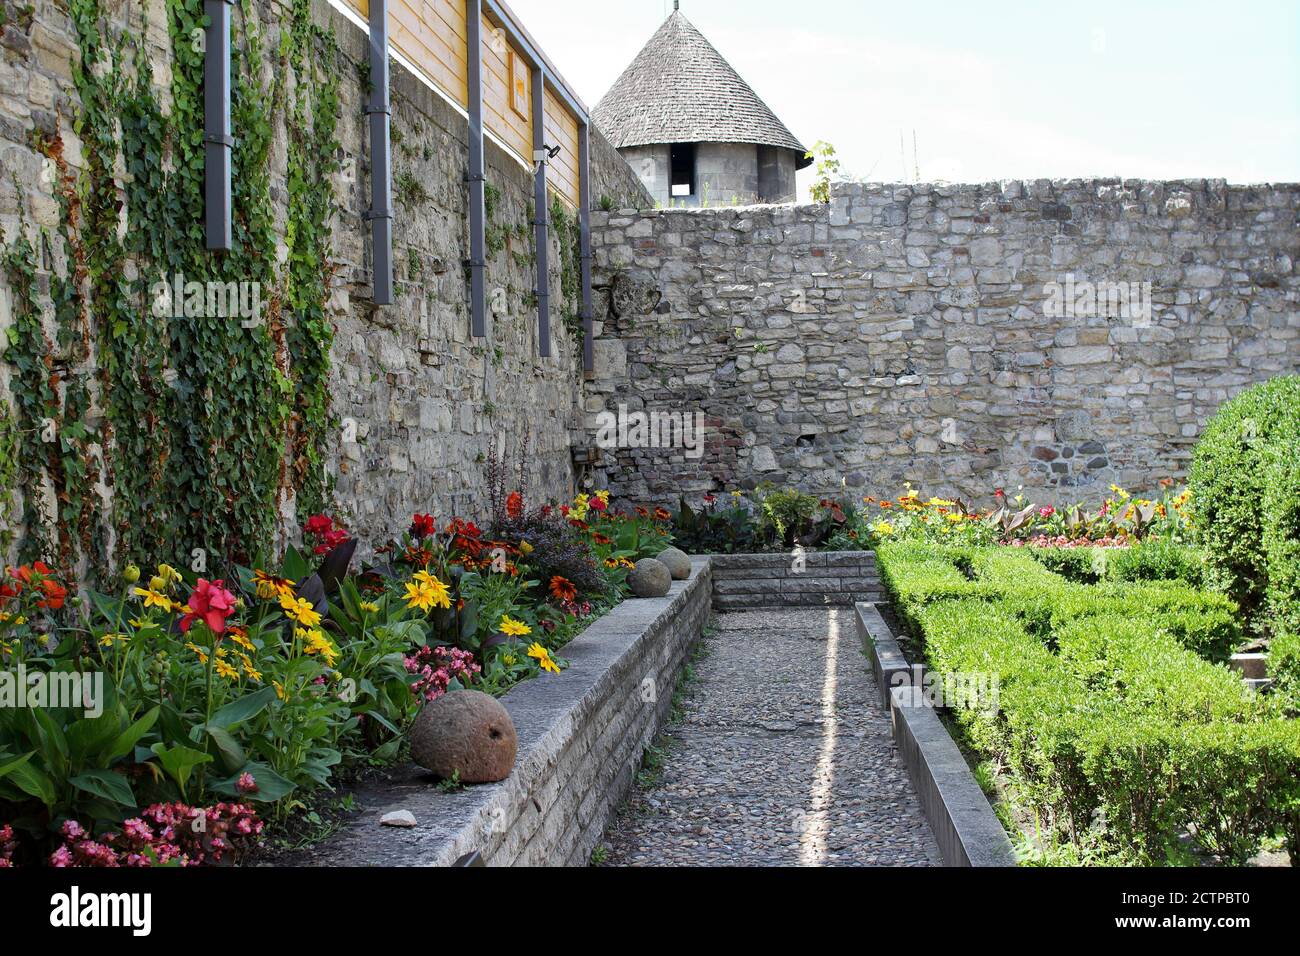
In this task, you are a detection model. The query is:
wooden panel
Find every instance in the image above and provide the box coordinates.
[341,0,584,203]
[479,11,532,162]
[543,85,580,208]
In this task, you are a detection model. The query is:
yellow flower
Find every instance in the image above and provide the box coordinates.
[360,602,380,614]
[253,569,297,601]
[239,654,263,682]
[185,641,208,664]
[215,658,239,681]
[133,587,173,610]
[872,520,894,536]
[928,498,955,508]
[279,595,322,628]
[594,490,610,505]
[99,633,127,648]
[229,629,256,652]
[502,653,516,667]
[273,680,286,701]
[303,629,339,666]
[404,572,451,612]
[518,540,534,556]
[945,513,964,523]
[527,642,560,675]
[128,617,159,632]
[499,615,531,637]
[157,564,183,590]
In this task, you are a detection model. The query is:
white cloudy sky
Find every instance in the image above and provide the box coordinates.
[507,0,1300,199]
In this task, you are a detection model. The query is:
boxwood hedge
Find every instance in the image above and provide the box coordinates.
[878,540,1300,864]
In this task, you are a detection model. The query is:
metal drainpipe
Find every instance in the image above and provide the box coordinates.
[466,0,487,337]
[532,66,550,358]
[367,0,394,305]
[578,122,595,376]
[203,0,233,251]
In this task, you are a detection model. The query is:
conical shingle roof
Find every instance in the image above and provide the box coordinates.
[593,11,809,164]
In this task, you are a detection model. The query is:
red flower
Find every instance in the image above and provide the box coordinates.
[549,576,577,602]
[13,562,67,610]
[653,507,671,521]
[410,513,436,538]
[305,515,334,536]
[506,491,524,519]
[179,579,237,636]
[590,496,608,513]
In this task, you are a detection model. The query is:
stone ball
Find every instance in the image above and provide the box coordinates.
[628,558,672,598]
[656,547,692,580]
[410,690,517,783]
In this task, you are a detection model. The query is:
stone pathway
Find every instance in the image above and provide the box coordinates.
[600,608,941,866]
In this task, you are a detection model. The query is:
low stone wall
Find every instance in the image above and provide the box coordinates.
[710,551,882,610]
[856,602,1016,867]
[290,558,710,867]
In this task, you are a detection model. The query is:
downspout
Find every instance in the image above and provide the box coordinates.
[203,0,233,251]
[367,0,394,305]
[578,123,594,377]
[532,65,551,358]
[466,0,487,337]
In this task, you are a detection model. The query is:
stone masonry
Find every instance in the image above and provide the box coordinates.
[585,180,1299,507]
[0,0,650,558]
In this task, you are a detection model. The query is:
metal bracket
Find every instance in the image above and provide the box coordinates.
[363,208,394,222]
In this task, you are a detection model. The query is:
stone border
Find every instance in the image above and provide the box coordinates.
[287,558,711,867]
[711,551,882,610]
[855,603,1017,868]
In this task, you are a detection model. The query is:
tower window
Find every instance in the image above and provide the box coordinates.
[670,143,695,197]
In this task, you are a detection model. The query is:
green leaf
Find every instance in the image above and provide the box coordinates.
[210,761,295,804]
[0,752,34,781]
[150,742,212,792]
[203,724,247,774]
[5,760,57,808]
[106,706,160,762]
[209,686,277,729]
[69,769,137,808]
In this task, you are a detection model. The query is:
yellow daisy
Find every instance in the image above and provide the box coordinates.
[499,615,531,637]
[527,642,560,675]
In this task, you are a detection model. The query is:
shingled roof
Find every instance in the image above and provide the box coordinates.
[593,10,810,165]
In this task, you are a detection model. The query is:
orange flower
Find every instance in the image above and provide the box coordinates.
[549,576,577,602]
[592,532,612,546]
[653,507,671,521]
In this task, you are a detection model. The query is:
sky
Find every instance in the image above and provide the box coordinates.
[506,0,1300,200]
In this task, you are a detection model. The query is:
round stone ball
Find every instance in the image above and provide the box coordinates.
[410,690,517,783]
[656,547,692,580]
[628,558,672,598]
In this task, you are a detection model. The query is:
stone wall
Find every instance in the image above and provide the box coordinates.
[585,180,1300,507]
[0,0,649,558]
[711,551,882,610]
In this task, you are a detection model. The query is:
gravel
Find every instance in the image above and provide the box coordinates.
[600,608,942,866]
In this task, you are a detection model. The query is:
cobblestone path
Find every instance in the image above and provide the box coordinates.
[600,608,941,866]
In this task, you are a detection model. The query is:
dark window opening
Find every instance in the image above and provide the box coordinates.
[670,143,696,197]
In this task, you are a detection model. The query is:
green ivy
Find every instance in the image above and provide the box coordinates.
[1,0,342,576]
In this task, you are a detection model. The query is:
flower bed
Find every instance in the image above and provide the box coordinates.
[0,481,672,868]
[877,540,1300,865]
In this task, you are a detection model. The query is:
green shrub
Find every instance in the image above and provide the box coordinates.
[1027,546,1103,583]
[1189,375,1300,633]
[877,541,1297,864]
[1105,540,1207,588]
[1271,630,1300,713]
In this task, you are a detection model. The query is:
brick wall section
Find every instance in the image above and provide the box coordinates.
[586,179,1299,507]
[0,0,648,559]
[290,557,710,867]
[711,551,882,610]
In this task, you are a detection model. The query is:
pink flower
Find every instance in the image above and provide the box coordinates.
[1039,507,1055,518]
[237,772,258,794]
[179,579,237,636]
[50,846,73,867]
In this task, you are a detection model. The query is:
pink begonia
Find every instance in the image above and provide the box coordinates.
[404,645,480,703]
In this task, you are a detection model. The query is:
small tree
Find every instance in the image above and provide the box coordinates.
[805,140,841,204]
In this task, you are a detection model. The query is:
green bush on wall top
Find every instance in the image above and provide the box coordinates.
[1189,375,1300,635]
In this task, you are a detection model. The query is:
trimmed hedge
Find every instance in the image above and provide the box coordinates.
[1190,375,1300,635]
[878,541,1300,864]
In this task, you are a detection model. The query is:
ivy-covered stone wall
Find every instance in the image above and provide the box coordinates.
[0,0,648,574]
